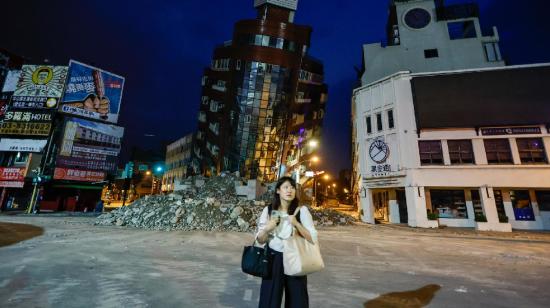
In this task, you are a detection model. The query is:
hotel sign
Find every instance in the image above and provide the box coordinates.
[481,127,541,136]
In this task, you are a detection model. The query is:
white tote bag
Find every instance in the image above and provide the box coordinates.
[282,207,325,276]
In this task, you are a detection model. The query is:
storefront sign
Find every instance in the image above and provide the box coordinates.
[11,65,68,109]
[0,181,25,188]
[0,109,55,136]
[0,99,8,118]
[0,167,26,182]
[368,137,395,177]
[481,127,541,136]
[0,139,47,152]
[55,117,123,172]
[53,168,105,182]
[60,60,125,124]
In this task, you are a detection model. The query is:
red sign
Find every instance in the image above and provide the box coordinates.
[53,168,105,182]
[0,167,26,181]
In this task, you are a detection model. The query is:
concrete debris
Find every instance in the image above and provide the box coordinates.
[96,172,356,232]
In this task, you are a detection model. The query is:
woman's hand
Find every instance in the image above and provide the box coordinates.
[288,215,299,227]
[265,217,280,232]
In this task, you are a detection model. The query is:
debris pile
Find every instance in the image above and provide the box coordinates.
[96,173,356,232]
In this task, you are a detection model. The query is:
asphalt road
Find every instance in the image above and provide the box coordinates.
[0,216,549,308]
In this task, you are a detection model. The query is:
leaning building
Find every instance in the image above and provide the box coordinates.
[193,0,328,182]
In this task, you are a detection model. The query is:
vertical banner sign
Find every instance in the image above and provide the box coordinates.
[55,117,124,178]
[60,60,125,124]
[11,65,68,109]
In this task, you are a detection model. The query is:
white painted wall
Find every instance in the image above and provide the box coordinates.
[353,69,550,231]
[361,0,504,85]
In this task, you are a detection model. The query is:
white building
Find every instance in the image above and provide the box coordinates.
[361,0,504,85]
[352,64,550,232]
[162,133,195,192]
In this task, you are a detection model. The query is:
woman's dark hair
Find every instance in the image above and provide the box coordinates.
[272,176,299,214]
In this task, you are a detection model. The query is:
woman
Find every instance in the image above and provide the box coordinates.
[256,176,318,308]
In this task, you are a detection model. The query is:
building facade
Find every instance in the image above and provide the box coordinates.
[360,0,505,85]
[193,0,327,182]
[352,64,550,231]
[162,133,194,192]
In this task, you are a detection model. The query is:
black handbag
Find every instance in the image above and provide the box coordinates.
[241,240,272,278]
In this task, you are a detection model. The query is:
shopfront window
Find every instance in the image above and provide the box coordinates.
[516,138,547,164]
[448,140,475,164]
[510,190,535,221]
[470,190,484,216]
[430,189,468,219]
[494,190,508,222]
[484,139,513,164]
[419,140,444,165]
[535,191,550,211]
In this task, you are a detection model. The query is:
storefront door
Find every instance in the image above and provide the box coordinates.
[373,191,389,222]
[396,189,408,224]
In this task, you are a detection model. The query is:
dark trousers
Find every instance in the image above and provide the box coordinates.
[259,248,309,308]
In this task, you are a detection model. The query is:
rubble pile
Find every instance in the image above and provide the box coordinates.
[96,173,356,232]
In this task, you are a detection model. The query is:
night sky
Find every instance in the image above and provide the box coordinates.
[1,0,549,176]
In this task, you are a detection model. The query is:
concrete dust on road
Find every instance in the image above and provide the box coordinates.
[0,222,44,247]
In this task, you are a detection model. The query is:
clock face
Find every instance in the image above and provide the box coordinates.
[369,139,390,164]
[404,8,431,29]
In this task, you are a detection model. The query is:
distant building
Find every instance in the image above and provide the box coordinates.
[163,133,195,192]
[360,0,504,85]
[193,0,328,183]
[352,64,550,232]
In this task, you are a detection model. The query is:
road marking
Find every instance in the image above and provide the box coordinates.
[243,289,253,301]
[246,274,253,281]
[0,279,9,288]
[356,245,362,256]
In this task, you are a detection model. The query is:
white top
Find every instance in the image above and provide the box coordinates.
[256,206,318,252]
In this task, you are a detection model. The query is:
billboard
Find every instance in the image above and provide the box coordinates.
[0,109,55,136]
[2,70,21,93]
[0,139,47,152]
[53,168,105,182]
[0,167,26,188]
[11,65,68,109]
[55,117,124,173]
[60,60,125,123]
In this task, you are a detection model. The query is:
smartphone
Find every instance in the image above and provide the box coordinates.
[271,210,281,219]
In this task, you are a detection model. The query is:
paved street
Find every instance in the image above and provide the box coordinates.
[1,216,549,308]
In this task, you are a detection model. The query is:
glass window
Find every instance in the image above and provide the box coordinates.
[419,140,444,165]
[470,190,484,216]
[448,140,475,164]
[366,116,372,134]
[535,191,550,211]
[376,113,383,131]
[387,110,394,129]
[448,20,477,40]
[510,190,535,221]
[424,49,439,58]
[484,139,513,164]
[430,190,468,219]
[517,138,547,164]
[254,35,262,46]
[262,35,270,47]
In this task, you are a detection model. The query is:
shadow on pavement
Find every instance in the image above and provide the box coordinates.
[0,222,44,247]
[364,284,441,308]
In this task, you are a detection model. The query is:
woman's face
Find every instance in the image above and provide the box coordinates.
[277,181,296,203]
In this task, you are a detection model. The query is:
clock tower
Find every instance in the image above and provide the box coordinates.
[360,0,505,85]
